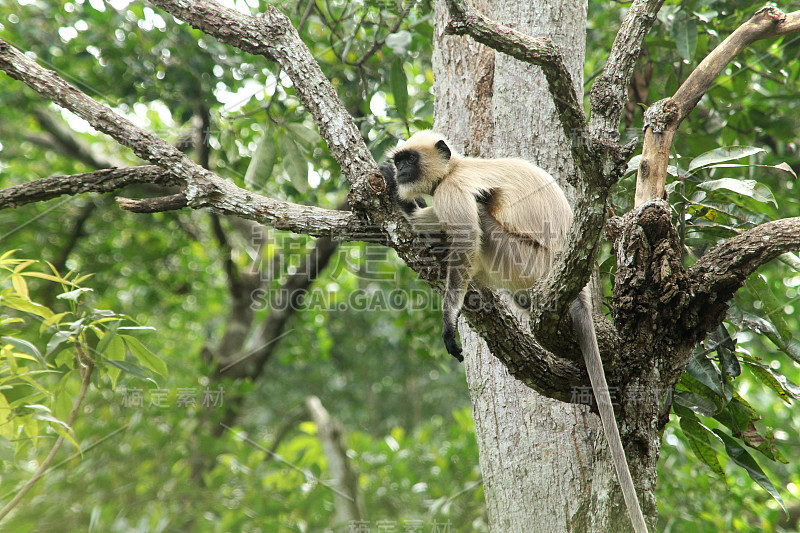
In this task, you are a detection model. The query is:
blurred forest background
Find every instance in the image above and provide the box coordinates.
[1,0,800,531]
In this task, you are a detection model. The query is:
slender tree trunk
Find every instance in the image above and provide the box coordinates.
[434,2,625,531]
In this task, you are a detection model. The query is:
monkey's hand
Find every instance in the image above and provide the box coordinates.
[380,162,427,215]
[442,323,463,362]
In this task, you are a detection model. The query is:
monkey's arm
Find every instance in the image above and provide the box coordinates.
[435,187,483,361]
[379,162,427,215]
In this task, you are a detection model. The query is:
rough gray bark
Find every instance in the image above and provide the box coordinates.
[0,166,174,209]
[434,1,627,531]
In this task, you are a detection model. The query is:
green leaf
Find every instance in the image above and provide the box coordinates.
[697,178,776,205]
[57,287,94,302]
[713,429,786,514]
[2,336,45,365]
[694,162,797,180]
[104,336,126,389]
[743,361,800,405]
[103,359,155,382]
[688,146,765,171]
[244,125,277,190]
[279,134,308,193]
[673,391,718,417]
[738,312,800,364]
[710,326,740,379]
[391,58,409,119]
[0,393,12,440]
[33,411,80,450]
[95,321,120,355]
[121,335,167,377]
[53,379,75,422]
[11,274,28,299]
[675,17,697,61]
[686,352,724,397]
[679,416,726,481]
[286,123,320,150]
[46,330,73,356]
[745,426,788,464]
[713,395,757,435]
[1,295,55,320]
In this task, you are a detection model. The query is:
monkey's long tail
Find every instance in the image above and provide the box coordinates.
[570,286,649,533]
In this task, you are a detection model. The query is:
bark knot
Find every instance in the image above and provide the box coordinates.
[643,98,679,133]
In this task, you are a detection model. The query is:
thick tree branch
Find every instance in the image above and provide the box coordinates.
[460,286,624,403]
[635,7,800,206]
[148,0,378,207]
[691,218,800,290]
[677,217,800,366]
[613,203,800,387]
[0,166,174,210]
[528,189,612,358]
[673,8,800,122]
[588,0,666,142]
[0,38,383,243]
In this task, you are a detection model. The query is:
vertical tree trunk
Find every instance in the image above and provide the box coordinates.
[434,2,625,531]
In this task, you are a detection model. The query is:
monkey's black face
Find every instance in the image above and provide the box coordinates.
[393,150,421,185]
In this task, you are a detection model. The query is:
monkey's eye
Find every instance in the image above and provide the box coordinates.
[408,153,418,163]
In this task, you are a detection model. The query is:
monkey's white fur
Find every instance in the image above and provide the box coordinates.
[389,130,649,533]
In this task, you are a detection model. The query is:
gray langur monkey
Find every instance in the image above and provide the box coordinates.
[380,130,648,533]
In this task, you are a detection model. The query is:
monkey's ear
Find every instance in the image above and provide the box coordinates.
[435,139,452,160]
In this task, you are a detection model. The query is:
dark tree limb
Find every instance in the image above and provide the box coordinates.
[459,286,625,403]
[0,38,384,243]
[635,7,800,206]
[677,217,800,366]
[148,0,378,208]
[613,203,800,387]
[0,166,175,210]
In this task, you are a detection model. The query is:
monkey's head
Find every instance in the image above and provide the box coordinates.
[388,131,453,198]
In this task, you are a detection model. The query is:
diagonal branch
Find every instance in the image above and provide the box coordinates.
[460,286,623,403]
[0,38,382,243]
[635,7,800,206]
[588,0,666,142]
[148,0,377,207]
[672,8,800,122]
[0,166,175,210]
